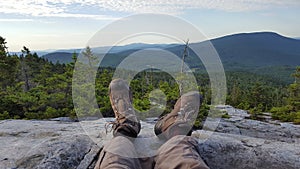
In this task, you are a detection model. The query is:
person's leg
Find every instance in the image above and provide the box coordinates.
[154,91,210,169]
[154,135,209,169]
[94,79,142,169]
[94,136,142,169]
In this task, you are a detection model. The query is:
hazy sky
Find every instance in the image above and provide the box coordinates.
[0,0,299,51]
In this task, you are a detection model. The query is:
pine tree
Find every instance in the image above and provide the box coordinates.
[0,37,19,89]
[271,66,300,123]
[288,66,300,112]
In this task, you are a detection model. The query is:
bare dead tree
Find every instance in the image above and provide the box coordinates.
[181,39,189,74]
[179,39,189,95]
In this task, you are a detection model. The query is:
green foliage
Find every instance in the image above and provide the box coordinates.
[0,36,8,56]
[294,112,300,124]
[222,112,231,119]
[0,111,10,120]
[249,103,264,119]
[0,37,19,89]
[237,102,250,110]
[270,67,300,123]
[270,106,292,121]
[0,36,299,127]
[0,42,76,120]
[194,104,210,128]
[44,107,61,119]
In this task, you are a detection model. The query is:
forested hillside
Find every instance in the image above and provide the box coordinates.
[43,32,300,83]
[0,36,299,125]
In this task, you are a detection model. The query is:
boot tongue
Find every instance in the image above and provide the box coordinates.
[117,99,127,114]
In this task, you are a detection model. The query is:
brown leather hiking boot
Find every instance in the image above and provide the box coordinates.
[108,79,141,138]
[154,91,202,139]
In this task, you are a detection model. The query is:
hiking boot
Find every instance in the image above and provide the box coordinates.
[154,91,202,139]
[108,79,141,138]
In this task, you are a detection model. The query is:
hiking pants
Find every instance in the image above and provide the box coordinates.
[94,135,209,169]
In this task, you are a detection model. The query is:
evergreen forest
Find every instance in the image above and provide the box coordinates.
[0,36,299,126]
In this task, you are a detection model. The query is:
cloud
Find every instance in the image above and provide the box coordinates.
[0,0,299,19]
[94,0,300,13]
[40,13,118,20]
[0,18,34,22]
[0,0,118,20]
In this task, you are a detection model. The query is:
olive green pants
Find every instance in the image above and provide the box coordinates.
[95,135,209,169]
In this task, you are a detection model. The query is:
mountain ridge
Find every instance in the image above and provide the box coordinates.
[41,32,300,83]
[42,32,300,66]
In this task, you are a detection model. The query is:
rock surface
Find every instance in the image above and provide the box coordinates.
[194,131,300,169]
[0,117,299,169]
[215,118,300,143]
[0,119,103,169]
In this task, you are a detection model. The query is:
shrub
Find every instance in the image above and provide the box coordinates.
[222,112,231,119]
[0,111,10,120]
[25,112,43,119]
[44,107,61,119]
[293,112,300,124]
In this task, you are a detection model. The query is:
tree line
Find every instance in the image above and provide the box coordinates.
[0,36,299,125]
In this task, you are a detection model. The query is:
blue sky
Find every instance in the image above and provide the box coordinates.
[0,0,299,52]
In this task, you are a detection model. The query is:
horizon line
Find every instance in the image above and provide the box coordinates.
[8,31,299,53]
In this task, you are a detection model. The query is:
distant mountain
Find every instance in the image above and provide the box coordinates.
[210,32,300,67]
[52,49,82,54]
[9,51,51,57]
[42,52,76,64]
[165,32,300,82]
[40,43,176,55]
[41,32,300,83]
[93,43,177,53]
[41,43,178,64]
[100,32,300,68]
